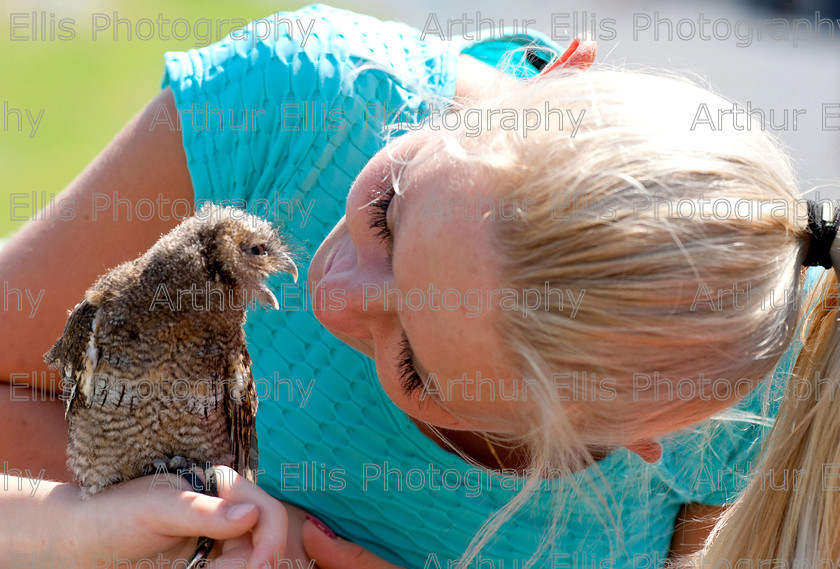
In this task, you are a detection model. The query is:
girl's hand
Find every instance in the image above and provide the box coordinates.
[61,466,287,568]
[301,516,406,569]
[208,481,314,568]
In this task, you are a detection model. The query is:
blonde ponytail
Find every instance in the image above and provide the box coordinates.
[688,218,840,565]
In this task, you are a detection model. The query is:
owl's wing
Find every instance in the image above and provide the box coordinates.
[44,298,103,420]
[227,346,259,483]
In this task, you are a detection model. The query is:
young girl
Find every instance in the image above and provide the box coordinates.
[0,4,819,568]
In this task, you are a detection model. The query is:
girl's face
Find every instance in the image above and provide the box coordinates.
[308,131,528,435]
[308,129,668,462]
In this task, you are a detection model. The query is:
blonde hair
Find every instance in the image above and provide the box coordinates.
[385,65,814,567]
[684,269,840,566]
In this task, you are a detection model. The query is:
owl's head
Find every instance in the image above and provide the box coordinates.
[192,203,298,310]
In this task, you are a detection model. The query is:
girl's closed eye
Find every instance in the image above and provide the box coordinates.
[364,177,428,400]
[397,335,427,399]
[366,177,396,250]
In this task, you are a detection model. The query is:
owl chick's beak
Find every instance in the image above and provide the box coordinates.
[280,253,299,284]
[253,253,297,310]
[255,284,280,310]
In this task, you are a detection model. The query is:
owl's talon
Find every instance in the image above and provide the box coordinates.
[168,455,189,470]
[176,463,218,495]
[203,463,219,498]
[143,458,169,476]
[186,537,214,569]
[179,469,205,494]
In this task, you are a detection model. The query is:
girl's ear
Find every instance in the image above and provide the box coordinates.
[623,438,663,463]
[539,36,598,76]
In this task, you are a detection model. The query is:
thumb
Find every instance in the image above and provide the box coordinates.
[302,518,405,569]
[143,492,260,541]
[131,475,259,541]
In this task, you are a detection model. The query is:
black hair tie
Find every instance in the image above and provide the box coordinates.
[802,200,840,269]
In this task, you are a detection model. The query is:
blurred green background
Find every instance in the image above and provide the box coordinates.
[0,0,296,238]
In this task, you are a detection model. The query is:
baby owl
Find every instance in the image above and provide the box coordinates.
[44,204,297,566]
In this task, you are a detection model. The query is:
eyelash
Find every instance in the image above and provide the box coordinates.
[366,179,396,249]
[397,336,426,398]
[365,178,425,398]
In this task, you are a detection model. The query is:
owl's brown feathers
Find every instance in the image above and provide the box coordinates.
[45,204,297,497]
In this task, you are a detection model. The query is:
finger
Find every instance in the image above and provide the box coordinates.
[219,534,252,554]
[207,543,255,569]
[302,518,405,569]
[125,474,259,541]
[211,466,288,566]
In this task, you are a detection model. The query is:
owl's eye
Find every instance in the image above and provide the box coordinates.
[246,244,267,256]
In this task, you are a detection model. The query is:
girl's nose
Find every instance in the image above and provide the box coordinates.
[310,244,395,341]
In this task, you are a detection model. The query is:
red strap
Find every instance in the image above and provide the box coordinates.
[541,36,597,74]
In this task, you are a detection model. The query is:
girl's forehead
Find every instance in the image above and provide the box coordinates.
[393,176,502,321]
[383,129,450,183]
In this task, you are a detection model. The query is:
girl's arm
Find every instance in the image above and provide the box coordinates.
[0,86,192,477]
[0,468,287,569]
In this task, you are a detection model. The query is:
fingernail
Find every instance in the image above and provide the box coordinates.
[226,503,256,521]
[306,514,337,539]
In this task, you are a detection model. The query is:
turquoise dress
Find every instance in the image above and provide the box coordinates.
[161,5,815,567]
